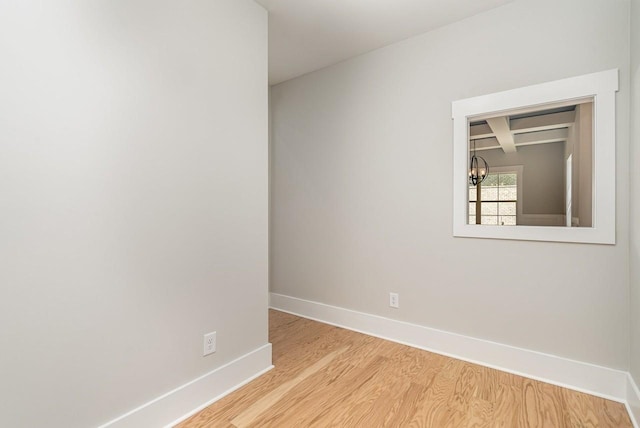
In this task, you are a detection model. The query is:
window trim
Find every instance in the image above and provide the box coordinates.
[452,69,618,244]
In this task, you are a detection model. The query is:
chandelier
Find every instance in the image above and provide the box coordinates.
[469,139,489,186]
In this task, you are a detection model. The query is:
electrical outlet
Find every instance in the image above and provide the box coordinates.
[389,292,399,308]
[203,332,216,356]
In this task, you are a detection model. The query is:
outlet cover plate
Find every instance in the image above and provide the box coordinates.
[203,332,216,356]
[389,292,399,308]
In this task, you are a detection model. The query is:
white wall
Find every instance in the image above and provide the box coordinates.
[271,0,630,370]
[0,1,268,427]
[630,0,640,383]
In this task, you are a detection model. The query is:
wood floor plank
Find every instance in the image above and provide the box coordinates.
[243,361,363,427]
[407,359,467,428]
[519,378,566,427]
[561,387,599,427]
[292,356,390,427]
[596,394,634,427]
[177,310,633,428]
[465,397,493,427]
[490,371,523,427]
[324,360,411,427]
[230,346,349,427]
[384,382,429,427]
[450,362,488,412]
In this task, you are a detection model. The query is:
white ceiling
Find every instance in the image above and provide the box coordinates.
[255,0,515,85]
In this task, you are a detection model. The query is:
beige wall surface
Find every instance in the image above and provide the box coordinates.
[0,1,268,426]
[630,0,640,382]
[481,143,565,215]
[565,103,594,227]
[575,104,594,227]
[270,0,630,369]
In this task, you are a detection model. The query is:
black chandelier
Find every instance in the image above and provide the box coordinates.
[469,139,489,186]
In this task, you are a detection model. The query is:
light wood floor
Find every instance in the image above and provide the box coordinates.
[178,310,632,427]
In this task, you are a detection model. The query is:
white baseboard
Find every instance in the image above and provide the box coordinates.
[270,293,628,404]
[97,343,273,428]
[627,374,640,428]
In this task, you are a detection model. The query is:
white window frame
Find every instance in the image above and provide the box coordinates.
[452,69,618,244]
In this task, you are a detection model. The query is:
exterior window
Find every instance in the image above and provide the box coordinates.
[469,172,517,225]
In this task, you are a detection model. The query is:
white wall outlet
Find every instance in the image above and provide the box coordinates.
[389,292,399,308]
[203,332,216,356]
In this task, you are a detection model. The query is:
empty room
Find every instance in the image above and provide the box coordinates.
[1,0,640,427]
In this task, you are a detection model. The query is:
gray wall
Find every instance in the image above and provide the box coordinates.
[481,143,565,215]
[630,0,640,383]
[271,0,630,369]
[0,1,268,426]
